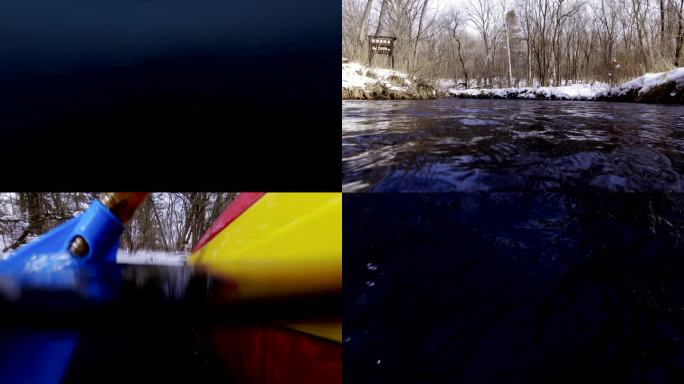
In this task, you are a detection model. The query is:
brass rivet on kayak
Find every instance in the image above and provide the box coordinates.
[99,192,149,224]
[100,193,118,210]
[69,236,89,258]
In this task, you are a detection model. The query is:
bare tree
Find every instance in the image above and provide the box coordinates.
[412,0,431,71]
[501,2,515,87]
[359,0,375,42]
[0,193,236,254]
[447,8,470,87]
[468,0,501,86]
[376,0,390,36]
[673,0,684,66]
[342,0,684,89]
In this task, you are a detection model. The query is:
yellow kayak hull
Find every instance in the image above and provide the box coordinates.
[187,192,342,342]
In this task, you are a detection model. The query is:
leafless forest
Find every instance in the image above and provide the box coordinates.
[0,193,235,254]
[343,0,684,86]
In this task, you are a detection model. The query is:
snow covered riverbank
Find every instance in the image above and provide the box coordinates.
[342,61,438,100]
[449,68,684,104]
[117,250,187,266]
[341,62,684,103]
[1,247,187,266]
[449,82,611,100]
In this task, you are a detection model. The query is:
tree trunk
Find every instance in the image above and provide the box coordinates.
[151,198,169,251]
[190,194,208,249]
[375,0,389,36]
[676,0,684,66]
[412,0,430,72]
[25,193,44,235]
[504,12,513,87]
[483,41,491,87]
[527,39,532,86]
[660,0,666,55]
[456,38,468,88]
[359,0,374,42]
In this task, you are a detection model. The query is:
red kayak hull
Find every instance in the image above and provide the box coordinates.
[206,325,341,384]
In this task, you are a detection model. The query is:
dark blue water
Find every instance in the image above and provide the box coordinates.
[344,193,684,383]
[342,99,684,192]
[0,264,338,382]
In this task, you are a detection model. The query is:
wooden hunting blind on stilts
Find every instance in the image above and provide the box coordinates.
[368,36,397,69]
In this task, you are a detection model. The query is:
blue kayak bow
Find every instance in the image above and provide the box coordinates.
[0,193,148,298]
[0,193,149,383]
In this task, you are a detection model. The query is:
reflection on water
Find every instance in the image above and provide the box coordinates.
[0,263,339,382]
[344,193,684,383]
[0,264,340,325]
[342,99,684,192]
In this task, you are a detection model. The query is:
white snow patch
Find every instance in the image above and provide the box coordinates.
[436,79,457,91]
[448,67,684,100]
[619,67,684,94]
[342,62,412,93]
[23,252,73,273]
[117,250,187,266]
[537,83,611,99]
[449,82,610,100]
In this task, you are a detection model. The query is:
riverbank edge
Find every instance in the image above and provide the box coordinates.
[342,82,441,100]
[342,61,441,100]
[342,80,683,104]
[449,79,684,104]
[342,62,684,103]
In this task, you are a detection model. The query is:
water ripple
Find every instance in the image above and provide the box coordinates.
[342,99,684,192]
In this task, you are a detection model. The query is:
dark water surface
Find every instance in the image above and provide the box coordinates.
[344,193,684,383]
[342,99,684,192]
[0,264,339,383]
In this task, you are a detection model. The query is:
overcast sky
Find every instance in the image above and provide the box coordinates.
[433,0,478,35]
[435,0,468,12]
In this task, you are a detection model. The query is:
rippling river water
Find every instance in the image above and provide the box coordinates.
[344,193,684,383]
[342,99,684,192]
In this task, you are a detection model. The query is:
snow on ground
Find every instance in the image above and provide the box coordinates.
[342,61,413,93]
[342,60,438,99]
[0,247,186,266]
[450,82,610,100]
[436,79,457,92]
[116,250,187,266]
[533,83,610,99]
[448,67,684,101]
[619,67,684,94]
[1,232,186,266]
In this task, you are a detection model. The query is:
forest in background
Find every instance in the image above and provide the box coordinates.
[0,193,235,254]
[343,0,684,87]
